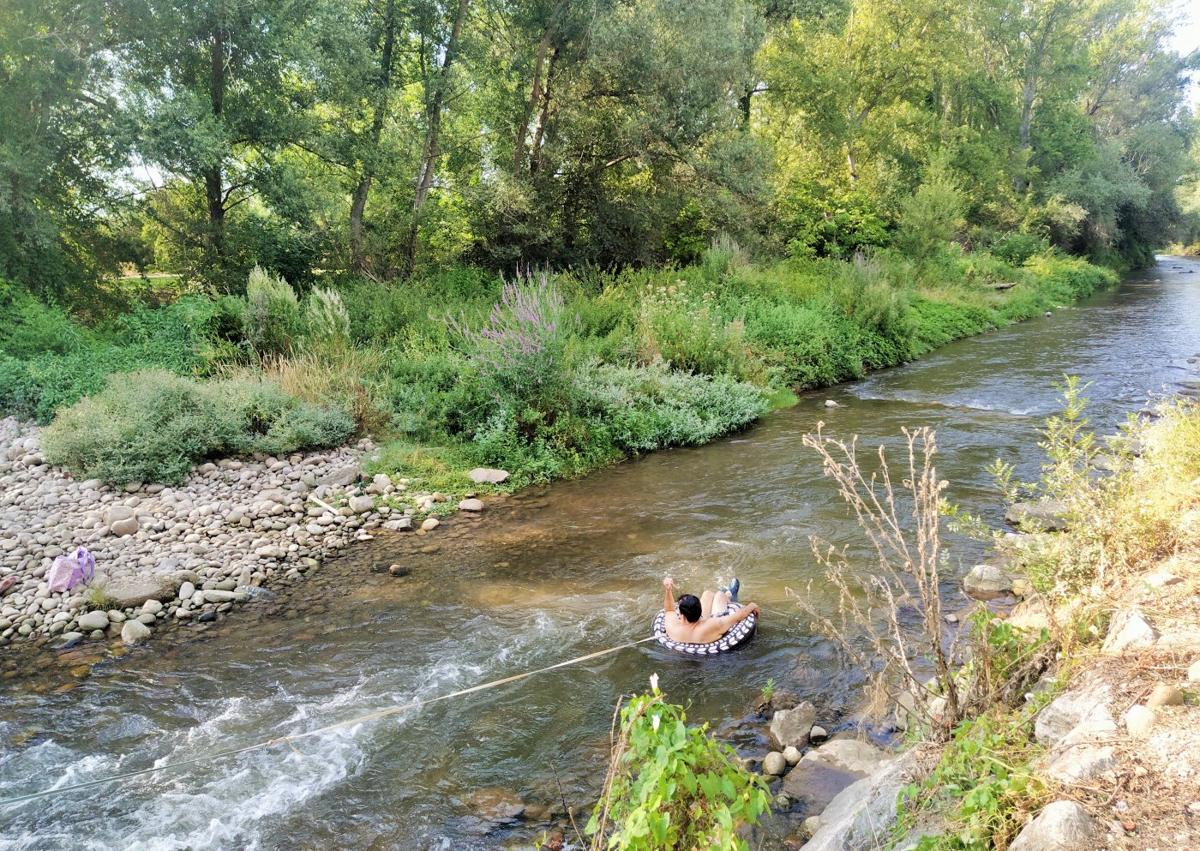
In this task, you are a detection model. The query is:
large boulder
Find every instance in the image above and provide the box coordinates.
[769,701,817,749]
[321,465,360,487]
[781,739,887,816]
[801,748,926,851]
[1005,500,1069,532]
[104,576,181,609]
[1008,801,1097,851]
[962,561,1015,600]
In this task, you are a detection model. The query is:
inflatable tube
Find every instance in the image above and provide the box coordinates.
[652,603,757,655]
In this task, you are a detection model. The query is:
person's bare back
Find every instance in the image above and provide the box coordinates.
[661,575,759,644]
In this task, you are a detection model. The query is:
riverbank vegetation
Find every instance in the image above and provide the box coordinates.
[805,391,1200,848]
[1,0,1196,488]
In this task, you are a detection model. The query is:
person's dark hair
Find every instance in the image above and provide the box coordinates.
[677,594,702,623]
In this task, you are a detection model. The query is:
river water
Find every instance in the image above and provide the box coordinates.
[2,257,1199,850]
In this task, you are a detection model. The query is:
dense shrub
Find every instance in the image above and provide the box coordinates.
[42,370,353,484]
[244,266,302,356]
[304,287,351,349]
[990,232,1049,265]
[634,281,754,379]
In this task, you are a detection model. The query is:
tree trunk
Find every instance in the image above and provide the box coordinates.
[206,19,227,280]
[349,0,397,271]
[407,0,470,272]
[845,145,858,185]
[1014,74,1036,192]
[528,47,558,175]
[513,26,553,175]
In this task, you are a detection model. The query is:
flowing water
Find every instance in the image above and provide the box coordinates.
[3,257,1200,850]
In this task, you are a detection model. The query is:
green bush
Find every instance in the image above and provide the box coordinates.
[42,370,353,484]
[304,287,351,349]
[244,266,302,356]
[990,232,1048,265]
[634,281,755,379]
[587,682,770,850]
[0,290,87,358]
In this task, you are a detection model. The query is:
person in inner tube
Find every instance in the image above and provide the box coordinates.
[661,575,759,644]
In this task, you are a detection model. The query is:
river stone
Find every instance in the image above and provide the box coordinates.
[1005,500,1069,532]
[783,745,802,766]
[1008,801,1097,851]
[420,517,440,532]
[120,619,151,645]
[458,498,484,512]
[202,589,239,603]
[1102,608,1157,655]
[177,581,196,601]
[141,599,163,616]
[468,467,510,485]
[801,749,924,851]
[782,741,888,817]
[1188,659,1200,683]
[769,701,817,749]
[962,561,1014,600]
[1146,683,1184,708]
[321,466,360,487]
[383,517,414,532]
[76,610,109,631]
[348,495,374,514]
[465,787,525,823]
[104,506,136,526]
[105,577,179,609]
[109,516,140,537]
[763,752,787,776]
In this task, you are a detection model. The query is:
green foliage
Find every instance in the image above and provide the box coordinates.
[896,158,966,260]
[587,682,770,850]
[634,281,755,380]
[902,710,1048,850]
[42,370,353,484]
[989,233,1048,266]
[304,288,352,350]
[244,266,302,357]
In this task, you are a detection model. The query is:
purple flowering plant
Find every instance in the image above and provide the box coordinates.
[448,272,575,411]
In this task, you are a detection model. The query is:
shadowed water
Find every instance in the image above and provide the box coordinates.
[2,257,1199,849]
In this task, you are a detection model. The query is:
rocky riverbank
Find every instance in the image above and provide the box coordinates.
[0,417,503,653]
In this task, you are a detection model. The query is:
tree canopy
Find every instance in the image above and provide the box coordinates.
[1,0,1197,295]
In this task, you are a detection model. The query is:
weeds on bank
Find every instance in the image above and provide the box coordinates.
[586,678,770,851]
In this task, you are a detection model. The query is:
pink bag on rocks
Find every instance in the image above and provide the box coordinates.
[46,547,96,593]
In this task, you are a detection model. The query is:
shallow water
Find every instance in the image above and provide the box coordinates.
[3,257,1199,850]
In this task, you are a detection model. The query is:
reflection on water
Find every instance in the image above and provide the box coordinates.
[3,258,1199,849]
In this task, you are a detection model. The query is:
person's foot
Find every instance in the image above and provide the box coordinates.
[724,577,740,603]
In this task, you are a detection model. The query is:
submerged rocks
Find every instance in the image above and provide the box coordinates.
[763,751,788,776]
[120,619,151,645]
[458,498,484,512]
[1008,801,1097,851]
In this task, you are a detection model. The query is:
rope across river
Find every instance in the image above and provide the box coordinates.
[0,635,659,809]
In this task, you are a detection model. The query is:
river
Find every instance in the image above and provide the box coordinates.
[2,257,1199,850]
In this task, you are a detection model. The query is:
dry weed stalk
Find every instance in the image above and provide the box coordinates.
[793,424,961,737]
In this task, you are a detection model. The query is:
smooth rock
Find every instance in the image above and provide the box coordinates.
[464,787,525,823]
[120,620,151,645]
[1124,705,1155,738]
[177,581,196,601]
[458,498,484,512]
[1145,683,1184,709]
[783,745,802,766]
[1009,801,1097,851]
[104,506,136,525]
[1005,500,1069,532]
[321,466,359,487]
[962,561,1015,600]
[763,751,787,776]
[420,517,440,532]
[467,467,510,485]
[141,599,163,616]
[104,577,179,609]
[769,702,817,749]
[1188,659,1200,683]
[1102,608,1157,655]
[76,610,109,631]
[802,739,887,774]
[348,495,374,514]
[109,517,140,537]
[823,400,840,408]
[202,590,238,603]
[809,725,829,743]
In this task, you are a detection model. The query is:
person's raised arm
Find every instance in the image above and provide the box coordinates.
[716,602,759,629]
[662,575,675,614]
